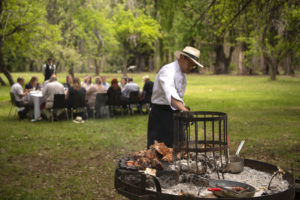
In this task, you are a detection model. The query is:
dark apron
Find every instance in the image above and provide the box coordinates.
[147,104,179,148]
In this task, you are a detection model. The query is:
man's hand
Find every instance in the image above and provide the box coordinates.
[171,96,189,111]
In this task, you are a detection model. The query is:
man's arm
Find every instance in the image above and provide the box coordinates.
[158,67,185,110]
[171,97,189,111]
[16,86,30,98]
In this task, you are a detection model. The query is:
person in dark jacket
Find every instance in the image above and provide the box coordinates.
[139,75,153,105]
[25,76,39,90]
[66,77,86,109]
[42,58,56,81]
[107,78,121,103]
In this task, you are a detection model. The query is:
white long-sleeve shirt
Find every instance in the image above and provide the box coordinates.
[151,60,186,110]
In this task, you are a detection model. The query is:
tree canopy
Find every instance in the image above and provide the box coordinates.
[0,0,299,85]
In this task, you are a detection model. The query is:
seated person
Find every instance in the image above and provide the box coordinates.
[64,74,73,90]
[81,75,93,91]
[118,76,127,89]
[121,78,140,105]
[86,76,106,108]
[10,77,32,119]
[107,79,123,115]
[42,75,65,119]
[107,78,121,105]
[25,76,40,90]
[140,75,154,105]
[101,76,110,90]
[66,77,86,109]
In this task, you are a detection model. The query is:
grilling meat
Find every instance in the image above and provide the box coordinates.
[153,141,172,156]
[126,160,135,166]
[126,141,173,170]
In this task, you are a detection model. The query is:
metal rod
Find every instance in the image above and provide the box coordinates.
[219,118,224,179]
[212,118,220,179]
[195,121,199,173]
[204,117,207,172]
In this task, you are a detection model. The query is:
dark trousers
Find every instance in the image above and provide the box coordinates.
[147,104,178,148]
[15,101,31,119]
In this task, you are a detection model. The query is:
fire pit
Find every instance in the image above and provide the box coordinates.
[115,111,295,199]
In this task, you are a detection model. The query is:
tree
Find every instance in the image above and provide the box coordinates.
[72,1,118,75]
[0,0,61,85]
[236,0,300,80]
[113,4,160,74]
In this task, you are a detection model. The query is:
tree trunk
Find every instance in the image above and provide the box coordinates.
[135,55,140,72]
[29,60,35,72]
[149,55,154,72]
[168,51,172,63]
[122,46,128,74]
[94,59,99,75]
[56,61,60,73]
[238,43,250,75]
[154,40,159,71]
[224,46,234,73]
[0,76,6,86]
[158,38,165,67]
[0,41,14,86]
[264,52,277,80]
[270,56,277,80]
[238,49,245,75]
[261,55,269,75]
[283,55,293,75]
[140,54,145,72]
[214,44,226,74]
[68,64,74,78]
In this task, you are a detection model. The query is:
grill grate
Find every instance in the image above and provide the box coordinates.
[173,111,229,179]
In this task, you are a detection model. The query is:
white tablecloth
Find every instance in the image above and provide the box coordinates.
[29,91,43,120]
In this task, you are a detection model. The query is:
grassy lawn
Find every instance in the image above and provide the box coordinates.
[0,73,300,199]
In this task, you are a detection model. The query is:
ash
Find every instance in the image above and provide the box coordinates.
[147,164,289,198]
[211,167,289,197]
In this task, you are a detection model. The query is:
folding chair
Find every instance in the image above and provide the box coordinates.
[50,94,68,122]
[93,93,109,118]
[107,91,123,116]
[128,91,141,115]
[70,92,88,120]
[8,92,18,119]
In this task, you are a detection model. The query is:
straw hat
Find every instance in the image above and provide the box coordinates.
[73,116,85,123]
[174,46,204,68]
[143,75,150,81]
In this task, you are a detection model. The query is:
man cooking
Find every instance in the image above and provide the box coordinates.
[147,46,203,148]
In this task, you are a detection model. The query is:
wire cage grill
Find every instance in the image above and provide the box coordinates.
[173,111,229,179]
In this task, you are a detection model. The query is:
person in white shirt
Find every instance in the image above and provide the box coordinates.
[10,77,32,119]
[101,76,110,90]
[42,75,65,119]
[121,78,140,99]
[147,46,204,148]
[42,58,56,81]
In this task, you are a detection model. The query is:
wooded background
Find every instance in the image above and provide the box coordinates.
[0,0,299,85]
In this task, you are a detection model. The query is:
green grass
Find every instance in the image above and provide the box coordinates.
[0,73,300,199]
